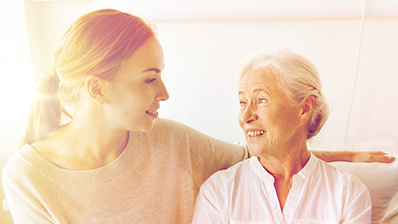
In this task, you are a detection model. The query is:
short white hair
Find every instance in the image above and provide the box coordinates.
[239,49,329,139]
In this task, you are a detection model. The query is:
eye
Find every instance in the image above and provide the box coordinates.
[259,98,268,104]
[239,101,247,107]
[145,78,157,84]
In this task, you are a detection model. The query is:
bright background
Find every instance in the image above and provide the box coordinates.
[1,0,397,222]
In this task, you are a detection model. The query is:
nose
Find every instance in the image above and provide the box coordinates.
[156,79,169,101]
[239,103,258,125]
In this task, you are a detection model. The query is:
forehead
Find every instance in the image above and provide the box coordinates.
[238,69,280,94]
[121,36,165,73]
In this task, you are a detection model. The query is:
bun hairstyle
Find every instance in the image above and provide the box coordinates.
[21,9,155,147]
[239,50,329,139]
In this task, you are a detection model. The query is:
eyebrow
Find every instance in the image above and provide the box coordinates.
[141,68,161,73]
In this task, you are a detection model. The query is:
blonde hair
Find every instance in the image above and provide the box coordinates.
[239,50,329,139]
[21,9,154,147]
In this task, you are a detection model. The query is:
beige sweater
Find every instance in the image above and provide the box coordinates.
[2,118,247,224]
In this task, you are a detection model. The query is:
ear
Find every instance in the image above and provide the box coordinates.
[299,95,315,126]
[84,76,107,106]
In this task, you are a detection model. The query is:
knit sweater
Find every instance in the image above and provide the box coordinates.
[2,118,247,223]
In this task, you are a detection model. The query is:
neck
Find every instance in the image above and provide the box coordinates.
[259,135,310,179]
[45,101,130,169]
[69,119,128,156]
[258,136,310,212]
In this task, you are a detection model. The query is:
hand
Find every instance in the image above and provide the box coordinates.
[312,150,396,163]
[350,151,395,163]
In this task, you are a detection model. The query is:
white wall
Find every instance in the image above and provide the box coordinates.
[0,1,35,222]
[93,0,398,144]
[24,0,94,84]
[154,18,398,144]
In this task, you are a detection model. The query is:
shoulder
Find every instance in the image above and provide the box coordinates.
[201,159,251,192]
[313,159,371,221]
[146,118,247,186]
[151,118,207,140]
[153,117,185,127]
[147,118,195,141]
[3,145,36,173]
[153,118,191,132]
[140,118,197,149]
[314,158,369,193]
[2,145,50,187]
[150,118,244,151]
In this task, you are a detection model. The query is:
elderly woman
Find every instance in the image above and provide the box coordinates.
[192,50,371,223]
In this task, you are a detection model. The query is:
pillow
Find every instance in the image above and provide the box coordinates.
[308,139,398,224]
[383,193,398,224]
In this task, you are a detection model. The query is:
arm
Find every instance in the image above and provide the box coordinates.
[158,119,247,186]
[311,150,395,163]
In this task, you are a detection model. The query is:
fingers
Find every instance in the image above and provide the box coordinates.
[359,151,395,163]
[320,151,396,163]
[371,155,396,163]
[367,151,388,156]
[352,151,396,163]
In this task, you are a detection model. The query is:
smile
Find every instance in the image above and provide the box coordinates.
[247,130,265,137]
[146,110,158,115]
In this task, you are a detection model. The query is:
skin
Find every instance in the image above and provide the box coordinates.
[238,69,315,211]
[31,36,169,170]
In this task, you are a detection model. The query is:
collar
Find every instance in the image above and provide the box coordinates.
[249,153,318,183]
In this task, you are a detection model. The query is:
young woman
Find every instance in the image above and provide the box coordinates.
[2,9,393,223]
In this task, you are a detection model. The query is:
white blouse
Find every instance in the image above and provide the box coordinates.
[193,154,371,224]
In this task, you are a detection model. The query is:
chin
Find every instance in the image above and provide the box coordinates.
[248,147,261,157]
[248,150,262,157]
[247,142,269,157]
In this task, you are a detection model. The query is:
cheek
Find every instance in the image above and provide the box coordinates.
[282,109,301,126]
[238,111,244,128]
[259,110,285,136]
[126,86,151,103]
[269,112,301,140]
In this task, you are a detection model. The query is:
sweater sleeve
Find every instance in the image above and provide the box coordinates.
[184,125,247,188]
[154,118,248,188]
[2,151,58,224]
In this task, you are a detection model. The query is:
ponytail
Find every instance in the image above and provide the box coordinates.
[20,68,63,147]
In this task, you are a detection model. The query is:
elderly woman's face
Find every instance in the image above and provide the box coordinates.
[238,70,303,157]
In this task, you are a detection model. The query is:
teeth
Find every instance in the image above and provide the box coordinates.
[247,130,265,137]
[146,110,158,115]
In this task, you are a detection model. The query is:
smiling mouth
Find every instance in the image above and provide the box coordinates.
[146,110,158,115]
[247,130,265,137]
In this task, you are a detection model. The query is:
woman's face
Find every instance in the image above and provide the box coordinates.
[103,36,169,132]
[238,69,302,157]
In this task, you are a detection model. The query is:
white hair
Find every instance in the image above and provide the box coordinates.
[239,50,329,139]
